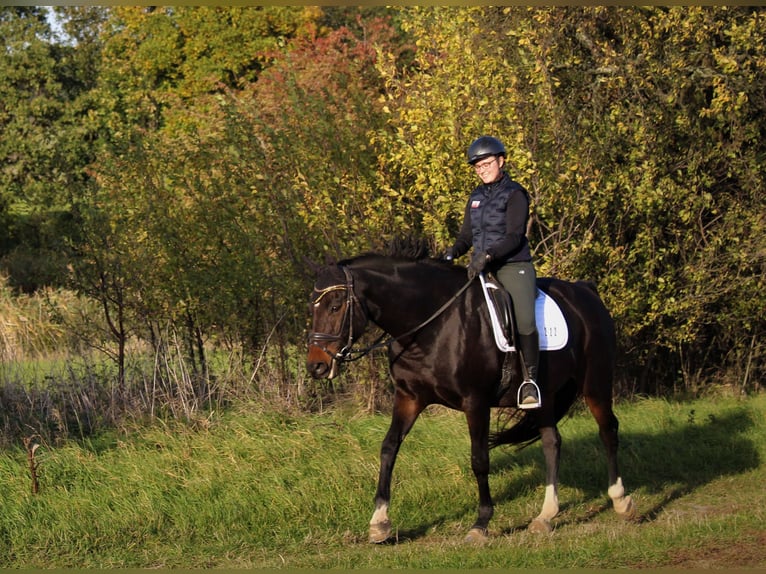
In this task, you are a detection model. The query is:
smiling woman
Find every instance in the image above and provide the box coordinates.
[448,136,541,409]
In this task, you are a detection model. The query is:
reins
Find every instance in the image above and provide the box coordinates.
[327,266,474,363]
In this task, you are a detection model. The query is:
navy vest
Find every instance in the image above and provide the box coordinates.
[468,175,530,263]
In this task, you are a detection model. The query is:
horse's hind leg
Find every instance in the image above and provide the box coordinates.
[369,390,423,543]
[529,425,561,533]
[584,395,636,519]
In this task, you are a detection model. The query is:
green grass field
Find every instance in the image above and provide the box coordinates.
[0,393,763,568]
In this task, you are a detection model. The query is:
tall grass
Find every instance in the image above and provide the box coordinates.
[0,393,763,568]
[2,277,764,567]
[0,275,389,448]
[0,276,73,361]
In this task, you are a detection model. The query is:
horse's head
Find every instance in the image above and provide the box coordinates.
[306,264,368,379]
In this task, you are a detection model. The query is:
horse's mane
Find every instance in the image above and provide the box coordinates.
[339,236,436,266]
[385,236,432,260]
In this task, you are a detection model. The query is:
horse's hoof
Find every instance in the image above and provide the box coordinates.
[369,520,392,544]
[528,517,553,533]
[464,527,489,544]
[616,495,637,520]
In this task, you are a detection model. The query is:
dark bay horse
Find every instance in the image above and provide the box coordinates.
[306,244,635,543]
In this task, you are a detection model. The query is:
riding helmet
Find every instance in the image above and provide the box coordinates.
[466,136,506,165]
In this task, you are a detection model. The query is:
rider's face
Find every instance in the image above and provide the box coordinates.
[473,155,504,184]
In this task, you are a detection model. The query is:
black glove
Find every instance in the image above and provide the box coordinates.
[467,251,491,280]
[443,247,455,261]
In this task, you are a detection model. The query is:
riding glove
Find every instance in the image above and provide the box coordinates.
[467,251,491,280]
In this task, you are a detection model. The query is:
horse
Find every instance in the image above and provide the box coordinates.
[306,241,635,543]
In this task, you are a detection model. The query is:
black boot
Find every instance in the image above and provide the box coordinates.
[517,332,541,409]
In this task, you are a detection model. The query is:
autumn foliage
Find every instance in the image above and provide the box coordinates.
[1,7,764,415]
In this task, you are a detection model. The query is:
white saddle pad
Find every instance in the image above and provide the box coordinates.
[535,288,568,350]
[480,275,569,352]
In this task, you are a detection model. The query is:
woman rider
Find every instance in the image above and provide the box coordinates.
[445,135,541,409]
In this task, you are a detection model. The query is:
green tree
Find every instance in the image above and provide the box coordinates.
[374,6,766,393]
[70,7,319,378]
[79,8,400,394]
[247,16,399,259]
[509,7,766,392]
[0,7,99,291]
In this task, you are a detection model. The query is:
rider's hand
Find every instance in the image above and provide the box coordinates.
[467,251,491,280]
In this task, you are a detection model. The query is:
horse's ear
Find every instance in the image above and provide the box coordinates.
[303,256,337,275]
[303,257,324,275]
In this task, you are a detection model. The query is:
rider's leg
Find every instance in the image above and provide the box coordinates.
[496,261,541,409]
[518,332,541,408]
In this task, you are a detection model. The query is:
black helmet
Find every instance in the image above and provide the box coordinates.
[466,136,506,165]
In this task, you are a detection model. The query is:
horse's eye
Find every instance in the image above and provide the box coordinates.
[331,304,341,313]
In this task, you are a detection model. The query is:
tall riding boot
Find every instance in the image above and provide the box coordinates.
[518,331,541,409]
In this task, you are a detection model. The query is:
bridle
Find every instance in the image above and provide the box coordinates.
[308,265,473,368]
[308,267,361,365]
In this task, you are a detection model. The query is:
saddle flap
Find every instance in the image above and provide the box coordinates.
[484,273,514,339]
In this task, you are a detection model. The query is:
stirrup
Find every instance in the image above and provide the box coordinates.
[517,380,541,410]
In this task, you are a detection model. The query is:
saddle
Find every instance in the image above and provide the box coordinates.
[479,272,569,400]
[479,272,568,353]
[479,273,518,352]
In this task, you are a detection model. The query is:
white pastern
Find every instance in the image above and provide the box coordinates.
[368,503,392,543]
[537,484,559,521]
[608,476,625,500]
[608,476,636,517]
[370,503,389,526]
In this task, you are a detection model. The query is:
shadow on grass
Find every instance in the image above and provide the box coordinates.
[389,405,760,541]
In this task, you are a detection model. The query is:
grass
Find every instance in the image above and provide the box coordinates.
[0,393,763,568]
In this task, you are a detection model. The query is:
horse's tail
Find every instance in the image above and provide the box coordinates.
[489,378,579,449]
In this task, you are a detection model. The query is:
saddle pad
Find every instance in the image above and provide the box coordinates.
[480,275,568,352]
[535,288,568,350]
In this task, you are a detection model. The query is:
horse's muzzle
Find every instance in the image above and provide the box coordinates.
[306,346,340,380]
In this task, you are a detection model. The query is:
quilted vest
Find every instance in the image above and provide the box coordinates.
[468,174,530,263]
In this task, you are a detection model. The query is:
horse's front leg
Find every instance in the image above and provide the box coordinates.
[369,390,423,543]
[529,425,561,533]
[464,406,494,543]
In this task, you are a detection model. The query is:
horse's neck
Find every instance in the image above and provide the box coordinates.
[355,264,453,336]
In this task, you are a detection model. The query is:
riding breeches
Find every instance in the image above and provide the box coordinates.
[496,261,537,336]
